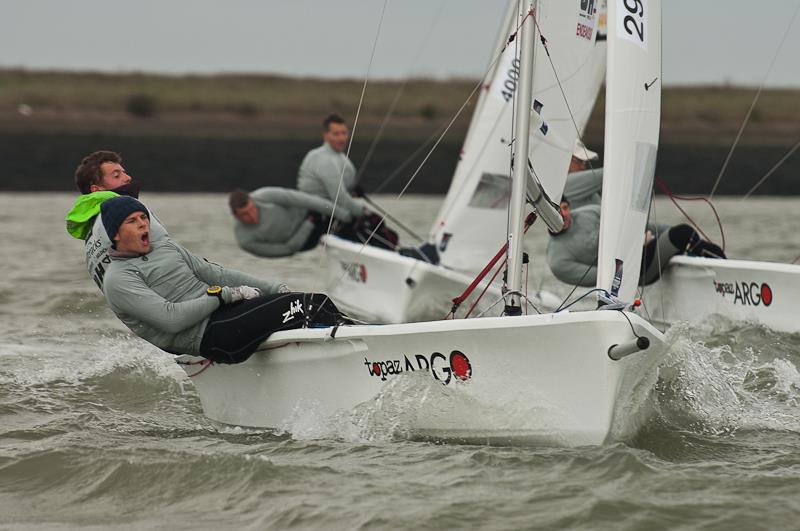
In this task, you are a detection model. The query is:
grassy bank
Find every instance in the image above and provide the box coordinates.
[1,69,798,194]
[3,69,800,143]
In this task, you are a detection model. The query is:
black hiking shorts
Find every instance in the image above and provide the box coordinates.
[198,292,347,364]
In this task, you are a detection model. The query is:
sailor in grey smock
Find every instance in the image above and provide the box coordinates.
[547,204,602,286]
[103,240,284,355]
[234,187,353,257]
[543,167,605,285]
[297,142,365,218]
[549,167,724,286]
[547,203,671,287]
[563,168,603,209]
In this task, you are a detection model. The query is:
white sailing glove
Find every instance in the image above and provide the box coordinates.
[221,285,261,304]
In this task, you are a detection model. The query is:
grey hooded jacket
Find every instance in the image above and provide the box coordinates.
[547,204,602,286]
[234,187,353,257]
[547,203,670,287]
[297,142,365,218]
[103,240,284,355]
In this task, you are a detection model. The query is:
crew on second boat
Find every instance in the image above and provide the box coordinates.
[297,113,400,250]
[229,187,353,258]
[547,196,726,287]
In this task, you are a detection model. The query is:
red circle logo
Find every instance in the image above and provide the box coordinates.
[450,350,472,381]
[761,283,773,306]
[372,362,381,376]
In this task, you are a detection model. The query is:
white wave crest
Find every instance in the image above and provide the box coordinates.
[0,334,187,388]
[653,322,800,434]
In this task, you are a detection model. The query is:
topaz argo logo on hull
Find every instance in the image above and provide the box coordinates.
[364,350,472,385]
[713,280,773,306]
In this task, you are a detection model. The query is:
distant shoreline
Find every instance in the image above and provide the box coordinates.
[1,69,799,194]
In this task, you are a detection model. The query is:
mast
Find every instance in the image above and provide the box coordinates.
[504,0,536,316]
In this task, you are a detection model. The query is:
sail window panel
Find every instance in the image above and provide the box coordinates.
[630,142,657,213]
[468,173,511,209]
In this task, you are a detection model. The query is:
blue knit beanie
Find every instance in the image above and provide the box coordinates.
[100,196,149,244]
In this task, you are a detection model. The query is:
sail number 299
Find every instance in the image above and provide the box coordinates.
[622,0,644,42]
[500,58,521,103]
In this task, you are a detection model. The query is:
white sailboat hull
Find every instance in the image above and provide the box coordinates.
[322,235,561,324]
[178,311,666,446]
[641,255,800,333]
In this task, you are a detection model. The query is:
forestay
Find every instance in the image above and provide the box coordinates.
[597,0,661,301]
[430,0,605,274]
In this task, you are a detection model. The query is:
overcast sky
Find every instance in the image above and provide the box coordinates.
[2,0,799,86]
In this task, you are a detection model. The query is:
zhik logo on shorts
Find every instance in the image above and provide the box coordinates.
[282,299,304,323]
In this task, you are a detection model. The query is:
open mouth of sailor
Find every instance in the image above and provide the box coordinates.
[116,211,152,253]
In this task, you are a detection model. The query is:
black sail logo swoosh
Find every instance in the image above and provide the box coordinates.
[644,77,659,91]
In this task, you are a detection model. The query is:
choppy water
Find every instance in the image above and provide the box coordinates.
[1,193,799,530]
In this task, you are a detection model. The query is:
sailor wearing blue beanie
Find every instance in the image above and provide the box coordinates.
[100,196,149,247]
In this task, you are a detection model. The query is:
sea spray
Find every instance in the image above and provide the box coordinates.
[279,370,580,446]
[649,321,800,436]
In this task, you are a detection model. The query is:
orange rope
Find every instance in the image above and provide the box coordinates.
[446,213,537,319]
[655,176,726,252]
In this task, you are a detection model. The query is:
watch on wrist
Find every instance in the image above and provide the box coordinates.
[207,285,223,305]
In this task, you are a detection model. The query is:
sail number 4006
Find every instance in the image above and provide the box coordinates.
[500,58,521,102]
[623,0,645,42]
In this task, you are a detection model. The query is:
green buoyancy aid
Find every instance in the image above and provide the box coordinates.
[65,191,119,240]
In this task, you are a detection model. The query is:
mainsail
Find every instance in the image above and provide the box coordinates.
[430,0,605,274]
[597,0,661,301]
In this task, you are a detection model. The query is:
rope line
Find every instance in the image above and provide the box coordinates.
[617,309,643,341]
[323,0,390,242]
[318,2,542,314]
[640,191,667,334]
[362,195,426,243]
[655,176,725,251]
[553,265,597,312]
[356,1,448,181]
[741,138,800,200]
[709,1,800,198]
[555,287,607,312]
[312,0,389,303]
[175,358,214,378]
[529,10,597,174]
[464,257,506,318]
[446,213,537,318]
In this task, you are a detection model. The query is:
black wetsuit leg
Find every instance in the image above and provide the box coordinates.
[198,292,346,364]
[668,224,726,258]
[641,229,682,285]
[640,224,726,285]
[334,213,398,250]
[300,212,328,251]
